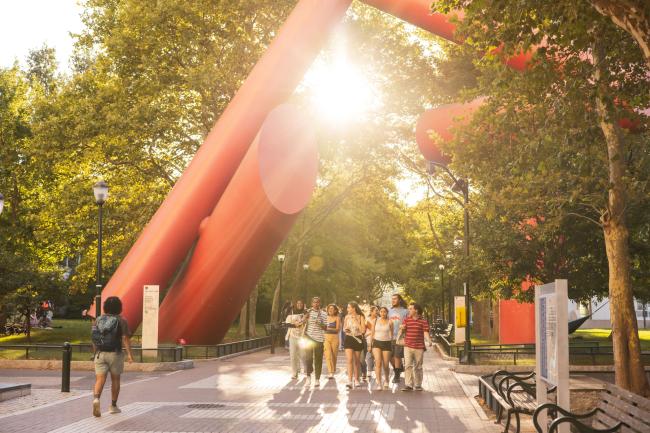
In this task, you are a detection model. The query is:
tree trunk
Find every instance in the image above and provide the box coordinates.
[490,299,500,342]
[590,0,650,68]
[249,284,258,337]
[594,40,650,397]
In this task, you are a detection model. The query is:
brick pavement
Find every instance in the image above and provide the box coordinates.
[0,348,500,432]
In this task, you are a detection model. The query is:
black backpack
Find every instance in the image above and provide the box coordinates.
[92,315,122,352]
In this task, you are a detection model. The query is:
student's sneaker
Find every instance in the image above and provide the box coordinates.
[109,405,121,414]
[354,380,360,388]
[346,382,353,390]
[414,386,424,391]
[291,374,298,380]
[314,379,320,387]
[304,375,311,386]
[392,372,401,383]
[92,398,101,417]
[401,386,413,392]
[328,374,334,380]
[375,383,383,391]
[383,383,389,390]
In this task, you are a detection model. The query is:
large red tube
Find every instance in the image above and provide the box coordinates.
[158,104,317,344]
[90,0,352,327]
[361,0,461,43]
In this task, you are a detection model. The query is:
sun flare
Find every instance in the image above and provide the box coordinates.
[303,57,381,125]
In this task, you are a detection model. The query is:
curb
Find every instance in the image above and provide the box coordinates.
[0,359,194,372]
[451,364,650,374]
[191,345,272,362]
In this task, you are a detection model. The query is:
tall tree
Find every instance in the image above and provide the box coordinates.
[434,0,650,395]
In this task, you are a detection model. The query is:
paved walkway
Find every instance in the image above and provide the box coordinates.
[0,348,500,433]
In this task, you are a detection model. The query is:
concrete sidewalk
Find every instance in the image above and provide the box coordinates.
[0,348,500,432]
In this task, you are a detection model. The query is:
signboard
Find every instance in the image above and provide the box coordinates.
[535,280,569,433]
[142,285,159,350]
[454,296,465,344]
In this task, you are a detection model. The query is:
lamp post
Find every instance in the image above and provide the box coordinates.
[93,181,109,319]
[277,252,285,323]
[428,161,471,361]
[302,263,309,301]
[439,264,445,324]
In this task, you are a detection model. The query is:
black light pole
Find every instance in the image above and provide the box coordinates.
[277,253,285,322]
[439,264,445,324]
[302,263,309,301]
[93,181,109,319]
[428,161,471,360]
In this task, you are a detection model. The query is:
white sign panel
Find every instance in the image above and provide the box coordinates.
[142,285,159,350]
[535,280,569,433]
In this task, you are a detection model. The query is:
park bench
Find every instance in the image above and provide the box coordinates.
[479,370,556,433]
[532,382,650,433]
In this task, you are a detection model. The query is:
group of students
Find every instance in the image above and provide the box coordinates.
[284,293,432,391]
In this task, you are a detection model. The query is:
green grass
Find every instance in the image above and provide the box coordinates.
[0,319,268,345]
[571,328,650,350]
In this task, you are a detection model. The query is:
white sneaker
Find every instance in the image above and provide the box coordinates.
[328,374,334,379]
[109,405,121,414]
[383,383,389,390]
[314,379,320,387]
[305,376,311,386]
[92,398,101,417]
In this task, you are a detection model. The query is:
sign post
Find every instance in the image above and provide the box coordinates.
[535,280,569,433]
[142,285,160,360]
[454,295,466,344]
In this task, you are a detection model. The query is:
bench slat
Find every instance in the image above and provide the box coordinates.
[597,399,650,433]
[605,383,650,411]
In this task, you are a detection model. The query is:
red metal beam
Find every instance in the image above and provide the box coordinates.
[158,104,317,344]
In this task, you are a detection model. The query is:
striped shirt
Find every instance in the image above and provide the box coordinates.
[403,316,429,349]
[305,309,328,342]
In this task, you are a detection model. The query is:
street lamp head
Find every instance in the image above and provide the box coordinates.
[439,264,445,270]
[277,253,285,262]
[0,193,4,215]
[303,263,309,271]
[93,180,109,205]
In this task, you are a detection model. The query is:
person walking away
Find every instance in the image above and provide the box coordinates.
[285,300,306,379]
[388,293,408,383]
[91,296,134,417]
[323,304,340,379]
[362,306,378,383]
[338,305,346,351]
[302,297,327,387]
[400,302,432,392]
[343,302,365,389]
[372,306,393,390]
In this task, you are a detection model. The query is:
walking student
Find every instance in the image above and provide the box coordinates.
[343,302,365,389]
[362,306,378,383]
[400,302,432,392]
[91,296,134,417]
[302,297,327,387]
[372,306,393,390]
[323,304,340,379]
[285,299,306,379]
[388,293,408,383]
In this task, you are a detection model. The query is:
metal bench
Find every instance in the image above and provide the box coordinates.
[479,370,555,433]
[533,382,650,433]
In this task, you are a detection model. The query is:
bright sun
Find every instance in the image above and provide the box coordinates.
[303,56,381,125]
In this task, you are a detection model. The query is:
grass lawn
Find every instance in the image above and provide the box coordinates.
[0,319,267,346]
[571,328,650,350]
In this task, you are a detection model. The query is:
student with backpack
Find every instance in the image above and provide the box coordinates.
[91,296,134,417]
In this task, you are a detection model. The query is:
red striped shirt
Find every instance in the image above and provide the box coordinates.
[403,317,429,349]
